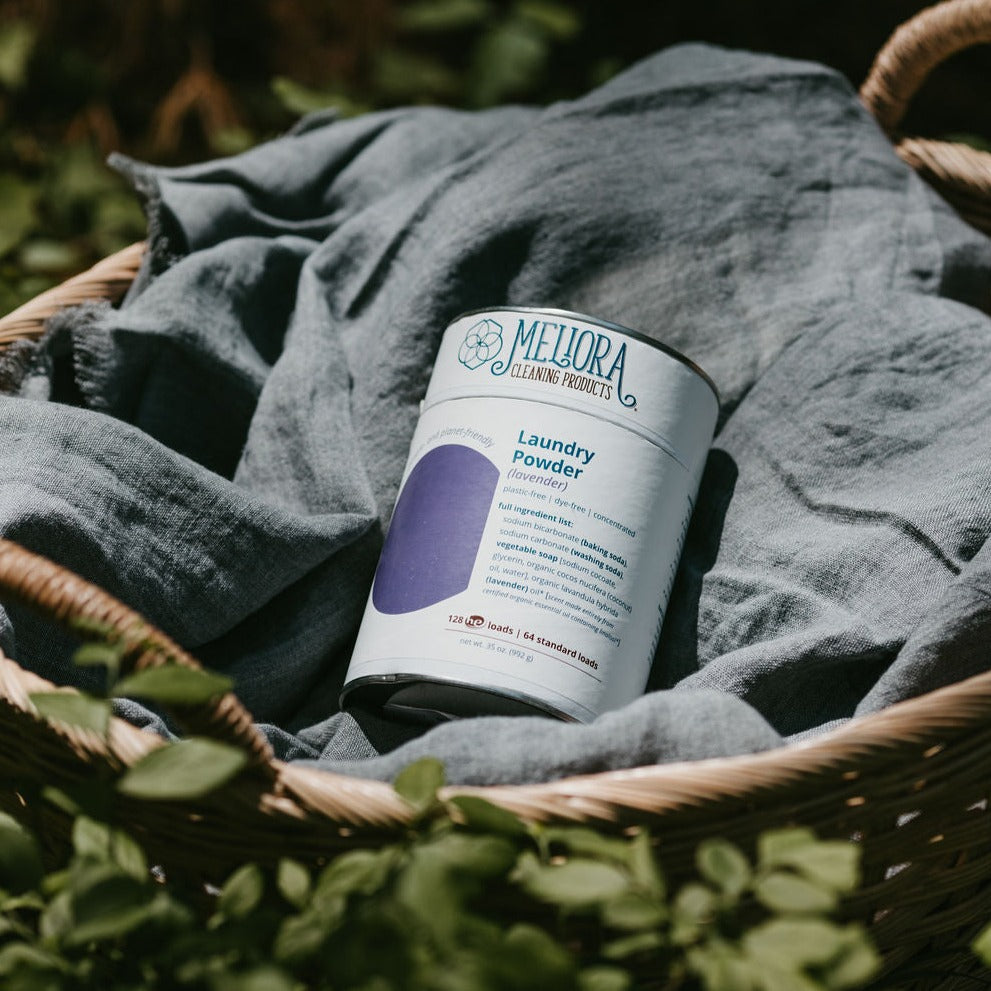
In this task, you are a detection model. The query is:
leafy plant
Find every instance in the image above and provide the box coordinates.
[0,0,605,319]
[0,771,884,990]
[0,624,883,990]
[28,619,245,802]
[0,17,146,315]
[973,923,991,974]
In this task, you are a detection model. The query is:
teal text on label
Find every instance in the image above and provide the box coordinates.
[489,319,636,408]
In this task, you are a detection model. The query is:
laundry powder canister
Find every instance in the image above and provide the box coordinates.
[340,307,719,723]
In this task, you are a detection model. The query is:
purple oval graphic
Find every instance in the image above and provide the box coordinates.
[372,444,499,614]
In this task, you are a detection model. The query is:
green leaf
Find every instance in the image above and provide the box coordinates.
[66,868,155,945]
[371,49,461,102]
[40,868,71,898]
[751,965,822,991]
[627,830,665,896]
[39,890,73,943]
[396,834,517,941]
[0,813,43,894]
[504,922,577,984]
[542,826,632,864]
[578,966,632,991]
[72,816,111,861]
[393,757,445,811]
[758,830,860,894]
[0,919,26,954]
[974,922,991,966]
[17,239,82,275]
[68,617,117,639]
[515,0,581,39]
[277,858,311,909]
[315,847,399,900]
[216,863,264,920]
[686,940,755,991]
[601,889,666,931]
[274,904,344,963]
[743,917,849,971]
[672,881,717,925]
[29,692,110,735]
[787,844,861,894]
[271,77,355,117]
[0,21,36,89]
[40,786,82,818]
[116,738,248,800]
[602,931,664,960]
[114,665,233,705]
[209,126,255,156]
[467,18,546,106]
[111,828,149,881]
[0,891,43,913]
[516,854,631,909]
[670,882,717,945]
[397,0,493,32]
[48,146,118,207]
[696,838,752,897]
[72,642,124,674]
[0,941,67,976]
[823,928,881,990]
[210,965,296,991]
[757,827,817,862]
[425,831,518,878]
[754,871,838,914]
[88,188,148,254]
[448,794,527,836]
[396,849,459,939]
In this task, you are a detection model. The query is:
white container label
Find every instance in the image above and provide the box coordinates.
[343,309,717,722]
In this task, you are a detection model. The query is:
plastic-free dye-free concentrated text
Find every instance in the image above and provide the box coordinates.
[341,308,718,723]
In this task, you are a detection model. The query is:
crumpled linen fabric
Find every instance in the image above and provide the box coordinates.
[2,43,990,785]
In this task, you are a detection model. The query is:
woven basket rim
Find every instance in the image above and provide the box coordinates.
[0,495,988,830]
[0,0,988,836]
[4,604,991,828]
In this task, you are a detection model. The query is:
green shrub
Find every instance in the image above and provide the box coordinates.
[1,625,882,990]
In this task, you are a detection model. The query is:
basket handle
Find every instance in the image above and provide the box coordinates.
[0,538,276,773]
[860,0,991,236]
[860,0,991,136]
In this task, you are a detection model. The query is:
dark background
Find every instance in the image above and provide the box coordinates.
[1,0,988,315]
[588,1,990,141]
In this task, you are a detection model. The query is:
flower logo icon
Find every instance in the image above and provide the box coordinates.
[458,318,503,370]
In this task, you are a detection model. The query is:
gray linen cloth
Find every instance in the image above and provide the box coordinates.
[2,44,990,784]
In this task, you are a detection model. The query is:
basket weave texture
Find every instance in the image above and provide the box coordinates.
[1,3,991,987]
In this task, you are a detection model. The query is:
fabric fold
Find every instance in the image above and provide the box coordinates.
[1,43,990,783]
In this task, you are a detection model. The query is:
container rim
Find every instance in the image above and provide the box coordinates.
[451,305,720,404]
[340,672,582,723]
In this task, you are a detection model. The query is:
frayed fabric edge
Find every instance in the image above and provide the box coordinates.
[59,301,121,414]
[2,302,112,401]
[0,301,117,411]
[0,339,42,395]
[108,152,185,288]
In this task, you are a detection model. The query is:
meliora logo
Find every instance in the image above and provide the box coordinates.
[458,318,503,370]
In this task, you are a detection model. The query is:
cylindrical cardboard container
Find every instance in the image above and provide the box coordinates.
[341,307,719,723]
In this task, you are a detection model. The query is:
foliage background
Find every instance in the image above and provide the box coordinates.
[1,0,990,316]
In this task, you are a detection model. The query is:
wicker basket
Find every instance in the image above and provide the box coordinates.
[1,2,991,987]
